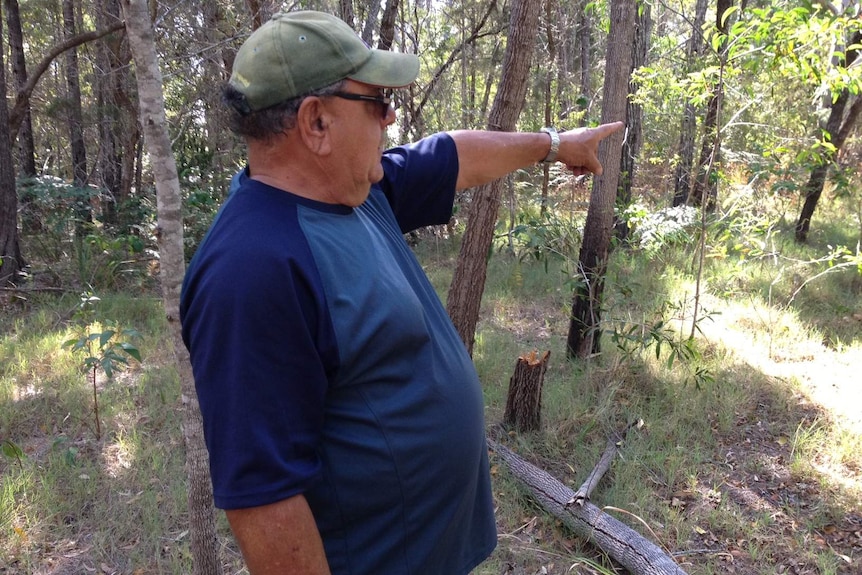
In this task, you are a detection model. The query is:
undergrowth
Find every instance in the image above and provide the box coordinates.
[2,186,860,574]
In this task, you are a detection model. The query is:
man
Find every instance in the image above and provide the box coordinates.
[180,10,623,575]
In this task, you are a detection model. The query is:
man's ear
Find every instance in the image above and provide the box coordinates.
[296,97,332,156]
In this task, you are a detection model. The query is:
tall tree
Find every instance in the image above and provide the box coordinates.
[63,0,92,236]
[796,26,862,242]
[63,0,87,187]
[0,4,23,286]
[4,0,36,177]
[447,0,544,355]
[567,0,634,358]
[690,0,734,210]
[575,0,593,125]
[615,0,652,240]
[120,1,220,573]
[671,0,708,207]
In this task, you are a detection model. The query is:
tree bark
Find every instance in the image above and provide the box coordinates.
[4,0,36,177]
[575,0,592,125]
[63,0,88,188]
[566,0,634,359]
[615,0,652,241]
[795,29,862,243]
[489,440,689,575]
[120,2,220,573]
[671,0,708,207]
[0,10,24,286]
[446,0,543,356]
[503,350,550,432]
[691,0,733,211]
[540,0,557,215]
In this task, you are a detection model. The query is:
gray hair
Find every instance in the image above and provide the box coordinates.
[223,80,346,141]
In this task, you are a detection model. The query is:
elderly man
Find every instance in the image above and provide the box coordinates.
[180,10,622,575]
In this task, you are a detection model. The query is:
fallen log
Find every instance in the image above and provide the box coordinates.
[488,439,689,575]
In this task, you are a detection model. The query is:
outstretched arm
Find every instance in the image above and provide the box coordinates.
[449,122,624,191]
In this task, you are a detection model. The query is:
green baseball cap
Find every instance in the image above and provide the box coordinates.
[229,11,420,112]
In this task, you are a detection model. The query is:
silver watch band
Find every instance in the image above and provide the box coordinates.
[540,127,560,164]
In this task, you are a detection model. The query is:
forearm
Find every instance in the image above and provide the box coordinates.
[448,130,550,190]
[449,122,624,190]
[226,494,331,575]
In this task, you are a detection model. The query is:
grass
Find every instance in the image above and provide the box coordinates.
[2,188,861,574]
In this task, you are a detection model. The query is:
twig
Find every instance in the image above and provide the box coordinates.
[567,419,643,506]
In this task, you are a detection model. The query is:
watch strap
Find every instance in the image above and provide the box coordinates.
[540,127,560,164]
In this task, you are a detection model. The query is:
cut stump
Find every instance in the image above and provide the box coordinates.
[503,350,550,432]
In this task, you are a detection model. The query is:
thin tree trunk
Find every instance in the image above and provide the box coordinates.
[63,0,88,188]
[540,0,557,216]
[361,0,382,45]
[339,0,356,28]
[671,0,708,207]
[795,29,862,242]
[615,0,652,241]
[120,2,220,573]
[691,0,733,211]
[4,0,36,177]
[0,10,24,286]
[446,0,543,355]
[377,0,400,50]
[575,0,592,125]
[567,0,634,359]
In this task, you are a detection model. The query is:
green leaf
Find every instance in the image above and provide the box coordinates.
[2,439,25,460]
[118,342,142,362]
[99,330,116,348]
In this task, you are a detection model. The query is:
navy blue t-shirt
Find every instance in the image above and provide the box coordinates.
[180,133,497,574]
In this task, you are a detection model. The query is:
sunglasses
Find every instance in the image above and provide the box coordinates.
[330,90,394,119]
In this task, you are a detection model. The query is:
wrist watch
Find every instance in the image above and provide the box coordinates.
[540,127,560,164]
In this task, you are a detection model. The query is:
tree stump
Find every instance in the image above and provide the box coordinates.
[503,350,550,432]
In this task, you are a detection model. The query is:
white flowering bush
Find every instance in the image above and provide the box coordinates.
[621,203,699,253]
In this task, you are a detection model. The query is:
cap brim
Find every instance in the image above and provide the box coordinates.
[348,50,420,89]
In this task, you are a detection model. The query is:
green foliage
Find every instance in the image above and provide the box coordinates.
[1,440,25,469]
[61,293,142,440]
[501,206,584,263]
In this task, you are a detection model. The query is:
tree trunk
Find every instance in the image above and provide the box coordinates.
[63,0,92,238]
[504,350,550,433]
[540,0,557,216]
[245,0,277,30]
[339,0,356,28]
[575,0,592,125]
[691,0,733,211]
[377,0,400,51]
[671,0,708,207]
[795,29,862,243]
[615,0,652,241]
[96,0,138,230]
[0,10,24,286]
[120,2,220,573]
[63,0,87,188]
[795,93,862,242]
[4,0,36,178]
[446,0,543,355]
[567,0,634,359]
[489,440,689,575]
[361,0,382,45]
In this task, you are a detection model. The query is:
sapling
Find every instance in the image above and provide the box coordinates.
[62,293,141,440]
